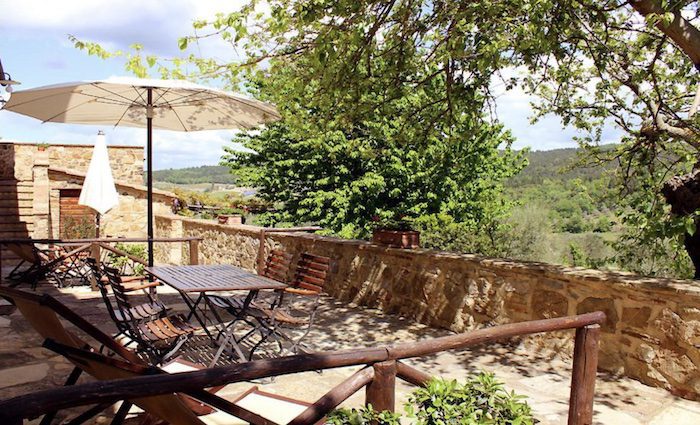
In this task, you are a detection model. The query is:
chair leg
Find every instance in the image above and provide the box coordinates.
[65,402,114,425]
[110,401,132,425]
[39,366,84,425]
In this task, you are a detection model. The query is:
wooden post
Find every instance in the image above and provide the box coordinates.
[188,239,199,265]
[366,360,396,413]
[257,230,266,274]
[89,243,101,291]
[568,324,601,425]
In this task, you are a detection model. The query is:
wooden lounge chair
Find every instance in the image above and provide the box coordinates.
[5,242,92,288]
[0,285,314,425]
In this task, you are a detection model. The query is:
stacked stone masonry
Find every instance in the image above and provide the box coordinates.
[0,141,174,274]
[155,214,700,400]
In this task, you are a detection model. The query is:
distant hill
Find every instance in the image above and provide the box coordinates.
[151,165,237,185]
[152,146,616,187]
[508,145,616,187]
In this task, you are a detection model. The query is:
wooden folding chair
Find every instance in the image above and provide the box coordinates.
[99,264,199,364]
[244,252,332,356]
[85,258,169,332]
[5,242,92,288]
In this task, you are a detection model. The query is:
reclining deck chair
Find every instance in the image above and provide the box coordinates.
[0,285,314,425]
[5,242,92,288]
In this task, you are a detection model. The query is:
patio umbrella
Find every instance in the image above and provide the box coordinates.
[1,77,280,265]
[79,130,119,237]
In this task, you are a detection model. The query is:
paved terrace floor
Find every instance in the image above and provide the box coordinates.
[1,284,699,424]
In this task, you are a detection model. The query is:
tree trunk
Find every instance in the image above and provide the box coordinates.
[661,168,700,278]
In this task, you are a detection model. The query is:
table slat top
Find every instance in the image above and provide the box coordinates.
[145,264,287,293]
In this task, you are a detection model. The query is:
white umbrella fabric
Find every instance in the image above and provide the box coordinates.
[2,77,280,265]
[79,131,119,237]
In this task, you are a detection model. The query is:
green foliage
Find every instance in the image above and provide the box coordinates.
[71,0,700,278]
[107,243,146,276]
[61,216,94,239]
[329,374,536,425]
[327,404,401,425]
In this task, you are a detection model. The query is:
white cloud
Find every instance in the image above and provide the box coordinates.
[0,0,247,56]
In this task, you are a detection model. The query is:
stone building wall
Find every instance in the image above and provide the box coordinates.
[155,214,700,400]
[0,140,171,242]
[49,170,173,238]
[0,141,144,184]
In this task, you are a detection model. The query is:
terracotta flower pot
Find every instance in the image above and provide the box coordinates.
[372,229,420,249]
[217,214,245,225]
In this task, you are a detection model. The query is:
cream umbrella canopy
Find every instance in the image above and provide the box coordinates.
[79,131,120,237]
[1,77,280,265]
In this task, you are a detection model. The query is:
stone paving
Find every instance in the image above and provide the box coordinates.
[1,284,699,424]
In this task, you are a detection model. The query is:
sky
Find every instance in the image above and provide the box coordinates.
[0,0,622,170]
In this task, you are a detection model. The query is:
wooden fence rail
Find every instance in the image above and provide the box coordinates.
[0,312,605,425]
[0,237,203,285]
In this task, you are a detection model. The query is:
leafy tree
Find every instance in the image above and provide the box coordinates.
[209,0,700,275]
[220,28,524,238]
[73,0,700,277]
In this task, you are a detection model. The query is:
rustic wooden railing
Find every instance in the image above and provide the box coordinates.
[0,312,605,425]
[0,237,203,285]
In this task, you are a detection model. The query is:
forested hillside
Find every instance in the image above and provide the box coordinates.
[152,165,236,184]
[155,147,622,271]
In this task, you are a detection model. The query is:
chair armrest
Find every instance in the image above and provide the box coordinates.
[122,280,161,292]
[283,287,318,296]
[100,275,161,291]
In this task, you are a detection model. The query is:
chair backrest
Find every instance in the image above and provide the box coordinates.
[85,258,124,326]
[290,253,331,294]
[43,340,207,425]
[0,285,140,364]
[101,264,137,320]
[262,249,293,283]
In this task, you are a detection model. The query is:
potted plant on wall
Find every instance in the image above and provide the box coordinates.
[217,207,246,225]
[371,213,420,249]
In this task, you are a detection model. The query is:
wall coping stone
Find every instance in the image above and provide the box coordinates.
[50,167,176,200]
[0,140,142,149]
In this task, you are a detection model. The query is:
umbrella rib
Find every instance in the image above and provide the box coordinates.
[90,83,146,107]
[156,89,211,107]
[168,104,190,132]
[113,104,133,128]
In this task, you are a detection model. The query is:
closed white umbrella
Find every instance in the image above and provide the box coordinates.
[79,131,119,237]
[1,77,279,264]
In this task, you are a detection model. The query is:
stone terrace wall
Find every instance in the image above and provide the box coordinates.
[155,214,700,400]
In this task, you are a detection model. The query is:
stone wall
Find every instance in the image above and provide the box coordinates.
[155,214,700,400]
[0,140,170,242]
[49,170,173,238]
[0,141,144,185]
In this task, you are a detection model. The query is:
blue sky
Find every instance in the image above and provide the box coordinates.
[0,1,621,170]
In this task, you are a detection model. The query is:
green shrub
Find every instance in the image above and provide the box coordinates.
[107,243,147,275]
[328,373,536,425]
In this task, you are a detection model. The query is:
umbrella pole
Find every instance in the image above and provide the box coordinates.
[95,213,100,238]
[147,87,154,267]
